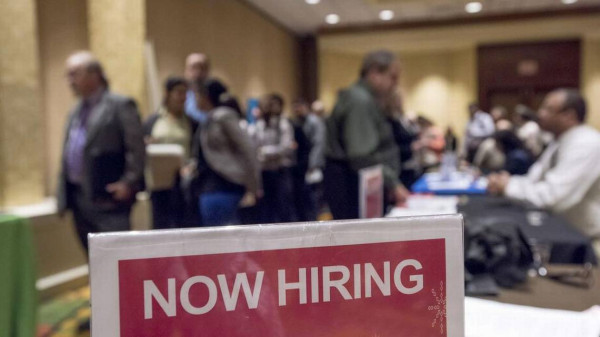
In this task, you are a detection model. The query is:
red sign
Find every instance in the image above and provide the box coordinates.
[359,165,384,219]
[118,239,446,337]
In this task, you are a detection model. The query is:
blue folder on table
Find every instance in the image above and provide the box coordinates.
[411,172,487,195]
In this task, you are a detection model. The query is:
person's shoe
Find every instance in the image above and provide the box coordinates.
[77,319,90,333]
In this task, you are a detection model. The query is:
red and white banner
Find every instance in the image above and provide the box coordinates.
[359,165,384,219]
[90,216,464,336]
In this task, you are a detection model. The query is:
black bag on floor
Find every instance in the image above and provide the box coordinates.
[464,217,534,289]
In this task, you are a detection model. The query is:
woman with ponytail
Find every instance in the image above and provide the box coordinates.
[190,79,262,226]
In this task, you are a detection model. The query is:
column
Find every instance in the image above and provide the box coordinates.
[0,0,45,207]
[87,0,147,114]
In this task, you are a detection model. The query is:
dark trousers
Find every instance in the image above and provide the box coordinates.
[69,184,131,254]
[324,160,359,220]
[400,168,419,189]
[291,166,317,222]
[151,189,181,230]
[260,168,296,223]
[150,176,199,229]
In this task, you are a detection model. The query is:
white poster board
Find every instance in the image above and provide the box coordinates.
[89,216,464,336]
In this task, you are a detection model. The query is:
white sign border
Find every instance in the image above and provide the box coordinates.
[90,215,464,336]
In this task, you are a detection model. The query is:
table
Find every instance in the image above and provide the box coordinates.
[411,172,487,195]
[476,266,600,311]
[459,196,597,265]
[0,215,36,337]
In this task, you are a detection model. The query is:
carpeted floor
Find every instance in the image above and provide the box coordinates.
[37,287,90,337]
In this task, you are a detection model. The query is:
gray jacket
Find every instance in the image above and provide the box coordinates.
[57,91,146,212]
[197,107,262,194]
[305,114,326,170]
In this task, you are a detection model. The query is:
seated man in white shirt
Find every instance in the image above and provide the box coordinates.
[488,89,600,241]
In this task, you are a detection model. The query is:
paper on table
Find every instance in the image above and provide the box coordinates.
[387,195,458,218]
[145,144,184,191]
[465,297,600,337]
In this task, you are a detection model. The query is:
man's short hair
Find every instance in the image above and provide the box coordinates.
[293,98,308,106]
[69,51,109,88]
[186,53,210,67]
[270,93,284,107]
[360,50,396,78]
[556,88,587,123]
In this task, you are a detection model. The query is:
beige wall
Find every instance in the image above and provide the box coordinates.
[146,0,299,112]
[37,0,88,195]
[583,37,600,130]
[88,0,147,114]
[0,0,45,207]
[318,14,600,134]
[399,48,476,137]
[318,51,361,113]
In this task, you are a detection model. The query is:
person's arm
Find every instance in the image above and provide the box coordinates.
[221,114,262,195]
[107,99,146,200]
[308,118,326,170]
[278,118,296,160]
[483,114,496,136]
[505,141,600,212]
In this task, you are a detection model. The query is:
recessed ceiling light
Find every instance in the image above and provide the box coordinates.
[561,0,578,4]
[305,0,320,4]
[379,10,395,21]
[326,14,340,25]
[465,2,483,14]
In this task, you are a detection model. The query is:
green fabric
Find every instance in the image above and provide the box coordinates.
[325,80,400,190]
[0,215,37,337]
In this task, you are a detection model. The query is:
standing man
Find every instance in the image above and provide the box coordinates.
[57,51,145,252]
[488,89,600,239]
[464,103,495,163]
[290,99,322,221]
[184,53,211,123]
[248,94,297,223]
[324,50,408,220]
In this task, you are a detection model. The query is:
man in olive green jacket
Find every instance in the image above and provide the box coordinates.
[325,50,408,219]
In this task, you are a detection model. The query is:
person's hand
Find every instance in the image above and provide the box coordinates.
[393,184,410,206]
[255,189,264,200]
[459,159,470,171]
[470,167,482,179]
[180,163,196,178]
[487,171,510,195]
[106,181,133,201]
[411,140,423,151]
[144,136,157,145]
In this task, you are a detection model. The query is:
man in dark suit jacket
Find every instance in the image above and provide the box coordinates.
[57,51,145,252]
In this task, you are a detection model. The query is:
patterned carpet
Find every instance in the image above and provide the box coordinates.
[37,287,90,337]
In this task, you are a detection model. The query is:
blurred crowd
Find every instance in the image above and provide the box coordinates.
[58,49,600,253]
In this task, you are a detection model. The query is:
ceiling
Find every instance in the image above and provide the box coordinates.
[244,0,600,34]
